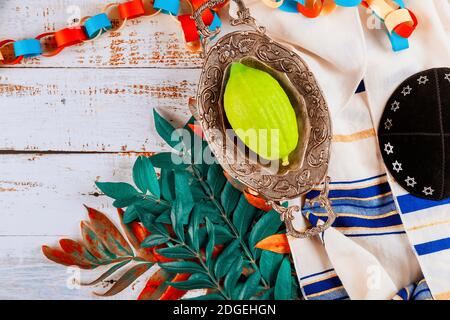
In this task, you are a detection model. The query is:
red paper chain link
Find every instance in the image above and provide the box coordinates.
[0,0,226,65]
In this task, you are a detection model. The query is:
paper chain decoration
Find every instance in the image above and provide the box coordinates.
[0,0,417,65]
[263,0,418,51]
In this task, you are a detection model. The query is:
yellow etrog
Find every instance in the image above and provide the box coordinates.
[224,62,298,166]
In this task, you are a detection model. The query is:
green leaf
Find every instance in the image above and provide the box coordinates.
[133,156,160,198]
[236,271,261,300]
[137,210,160,234]
[255,288,274,300]
[153,109,182,151]
[224,256,244,297]
[150,152,189,170]
[168,274,215,290]
[205,218,215,270]
[248,210,283,255]
[174,172,194,221]
[291,276,300,300]
[190,181,208,201]
[214,239,240,278]
[260,250,284,286]
[274,257,292,300]
[221,182,241,214]
[232,195,258,236]
[194,201,222,224]
[157,245,196,259]
[96,182,139,204]
[184,293,225,300]
[171,199,188,242]
[214,225,234,244]
[155,209,171,224]
[207,163,227,197]
[134,200,168,217]
[187,209,203,251]
[160,169,175,201]
[141,234,169,248]
[159,261,206,274]
[123,204,138,224]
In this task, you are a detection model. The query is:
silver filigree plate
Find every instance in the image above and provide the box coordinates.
[193,0,335,238]
[197,30,331,201]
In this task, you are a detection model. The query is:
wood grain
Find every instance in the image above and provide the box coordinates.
[0,153,140,235]
[0,0,206,299]
[0,68,199,152]
[0,154,155,300]
[0,0,203,68]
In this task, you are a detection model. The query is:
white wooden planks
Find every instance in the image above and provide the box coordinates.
[0,153,139,235]
[0,0,203,68]
[0,0,203,299]
[0,68,199,152]
[0,153,148,299]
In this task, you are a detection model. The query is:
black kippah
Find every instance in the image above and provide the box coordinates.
[378,67,450,201]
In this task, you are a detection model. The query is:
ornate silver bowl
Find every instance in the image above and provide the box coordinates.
[193,0,335,238]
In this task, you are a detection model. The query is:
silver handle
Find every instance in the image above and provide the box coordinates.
[191,0,262,54]
[269,177,336,238]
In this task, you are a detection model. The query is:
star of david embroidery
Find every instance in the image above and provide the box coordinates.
[384,142,394,155]
[401,85,412,96]
[417,76,429,85]
[445,73,450,83]
[392,161,402,173]
[422,187,434,196]
[384,118,393,130]
[405,176,417,187]
[391,101,400,112]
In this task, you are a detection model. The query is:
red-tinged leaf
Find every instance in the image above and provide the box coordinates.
[244,191,272,212]
[212,244,224,259]
[137,268,175,300]
[152,246,173,263]
[255,234,291,254]
[81,259,132,286]
[188,97,199,120]
[117,209,155,262]
[188,123,204,139]
[94,262,153,297]
[42,246,95,270]
[130,221,150,244]
[159,273,191,300]
[200,244,224,260]
[59,239,99,265]
[85,206,133,257]
[80,221,113,261]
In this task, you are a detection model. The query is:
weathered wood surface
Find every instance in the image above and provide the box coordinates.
[0,0,203,68]
[0,154,144,299]
[0,0,203,299]
[0,68,198,152]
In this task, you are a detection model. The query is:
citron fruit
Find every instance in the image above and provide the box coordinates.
[224,62,298,166]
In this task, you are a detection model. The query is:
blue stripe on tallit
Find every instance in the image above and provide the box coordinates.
[304,179,404,235]
[306,182,392,200]
[329,174,387,185]
[306,212,402,230]
[306,200,396,216]
[300,268,334,281]
[332,214,402,228]
[414,237,450,256]
[393,279,433,300]
[303,275,343,296]
[397,194,450,214]
[346,231,406,237]
[308,287,349,300]
[355,80,366,93]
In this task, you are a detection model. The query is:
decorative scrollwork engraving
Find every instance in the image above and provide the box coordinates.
[197,30,331,202]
